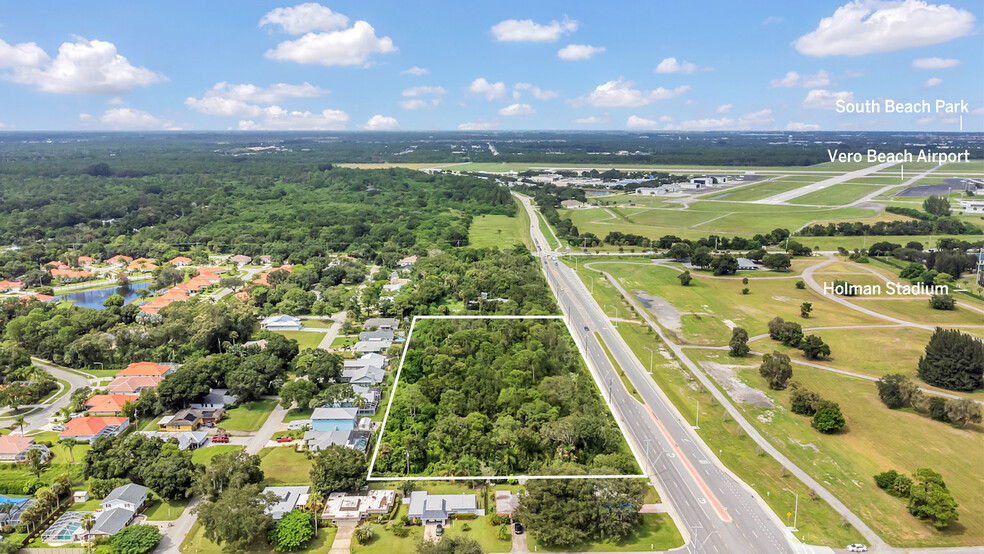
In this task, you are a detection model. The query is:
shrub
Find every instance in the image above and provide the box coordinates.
[812,402,846,433]
[928,294,955,310]
[795,280,805,289]
[790,386,822,416]
[874,470,899,490]
[928,397,949,422]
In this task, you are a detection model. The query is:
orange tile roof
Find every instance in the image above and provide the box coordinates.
[21,294,54,302]
[0,280,23,291]
[107,375,163,394]
[117,362,171,377]
[253,265,293,286]
[77,256,95,264]
[45,261,69,269]
[0,435,34,455]
[85,394,139,413]
[51,269,94,279]
[107,255,133,264]
[59,417,128,438]
[169,256,192,264]
[197,266,227,274]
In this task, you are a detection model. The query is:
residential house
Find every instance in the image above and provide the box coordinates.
[59,417,130,442]
[259,255,272,264]
[344,352,387,369]
[158,408,202,432]
[116,362,177,377]
[229,254,252,264]
[106,375,162,394]
[303,429,370,452]
[128,258,157,272]
[330,385,381,416]
[261,314,304,331]
[253,265,292,286]
[323,490,396,523]
[85,394,139,416]
[137,431,209,450]
[50,268,94,280]
[106,255,133,266]
[353,339,392,354]
[397,255,418,268]
[21,293,56,303]
[168,256,192,266]
[0,435,51,463]
[359,330,394,342]
[363,318,400,331]
[76,256,95,266]
[191,388,237,409]
[311,407,359,431]
[262,486,310,520]
[407,492,480,526]
[382,283,403,293]
[0,280,23,293]
[340,365,384,386]
[494,491,519,517]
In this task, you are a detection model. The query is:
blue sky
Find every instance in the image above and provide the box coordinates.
[0,1,982,131]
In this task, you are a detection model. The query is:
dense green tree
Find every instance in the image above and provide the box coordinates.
[195,450,264,502]
[907,468,959,529]
[677,270,692,286]
[922,196,951,217]
[690,247,712,269]
[799,335,830,359]
[141,444,199,500]
[761,253,792,271]
[945,397,982,428]
[268,509,315,552]
[876,374,919,409]
[310,446,367,496]
[279,379,320,410]
[417,536,483,554]
[928,294,955,310]
[109,524,162,554]
[759,351,792,390]
[195,484,278,553]
[918,328,984,391]
[800,302,812,318]
[790,385,822,416]
[811,403,845,433]
[710,254,738,276]
[103,294,125,308]
[928,396,949,422]
[728,327,749,357]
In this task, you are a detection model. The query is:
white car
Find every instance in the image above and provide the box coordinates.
[847,545,868,553]
[52,424,66,432]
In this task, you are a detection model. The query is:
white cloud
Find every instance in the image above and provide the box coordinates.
[770,70,832,88]
[0,121,7,129]
[572,79,689,108]
[81,108,181,130]
[794,0,976,57]
[924,77,942,87]
[401,66,428,76]
[802,89,855,110]
[469,78,507,101]
[259,3,350,34]
[654,57,704,74]
[238,106,349,130]
[0,37,165,95]
[572,114,610,124]
[490,17,578,42]
[106,97,125,106]
[265,20,396,67]
[401,85,446,97]
[972,107,984,116]
[626,115,661,129]
[362,114,399,130]
[513,83,558,101]
[785,122,821,131]
[716,104,733,114]
[557,44,604,60]
[912,56,960,69]
[457,119,500,130]
[398,99,439,110]
[762,16,785,25]
[499,103,535,116]
[666,109,775,131]
[0,38,49,68]
[185,82,329,117]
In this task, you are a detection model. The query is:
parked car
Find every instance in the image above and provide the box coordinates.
[435,524,443,536]
[275,436,293,443]
[847,545,868,553]
[52,424,66,432]
[212,434,229,443]
[514,523,524,535]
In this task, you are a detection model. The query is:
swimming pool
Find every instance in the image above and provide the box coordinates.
[0,495,29,505]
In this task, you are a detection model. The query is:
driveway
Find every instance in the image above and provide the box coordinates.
[155,496,200,553]
[423,523,440,543]
[316,313,346,350]
[329,521,357,554]
[510,528,528,553]
[244,401,288,455]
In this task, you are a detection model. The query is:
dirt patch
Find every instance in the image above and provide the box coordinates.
[633,290,682,332]
[699,362,774,408]
[789,438,819,452]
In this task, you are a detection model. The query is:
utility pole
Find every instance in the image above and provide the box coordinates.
[643,346,654,373]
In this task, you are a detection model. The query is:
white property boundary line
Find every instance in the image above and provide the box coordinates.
[366,314,647,481]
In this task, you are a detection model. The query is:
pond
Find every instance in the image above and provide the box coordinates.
[59,281,153,309]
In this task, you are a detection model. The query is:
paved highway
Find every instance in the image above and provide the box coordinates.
[515,194,800,554]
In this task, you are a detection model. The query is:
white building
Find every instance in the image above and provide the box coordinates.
[260,314,304,331]
[959,200,984,213]
[263,486,310,520]
[323,490,397,523]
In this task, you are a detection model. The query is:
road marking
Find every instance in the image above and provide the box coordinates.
[645,405,732,522]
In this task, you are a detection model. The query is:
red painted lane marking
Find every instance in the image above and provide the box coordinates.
[645,405,732,522]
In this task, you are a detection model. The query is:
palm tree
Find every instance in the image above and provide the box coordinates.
[12,415,25,434]
[305,491,324,538]
[26,448,44,478]
[80,512,95,552]
[58,438,78,465]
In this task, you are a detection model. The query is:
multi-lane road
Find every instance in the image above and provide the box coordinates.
[516,193,801,554]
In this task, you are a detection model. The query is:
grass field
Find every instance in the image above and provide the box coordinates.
[796,183,882,205]
[143,495,191,521]
[688,349,983,547]
[709,180,813,202]
[469,214,525,249]
[529,513,683,552]
[220,399,278,431]
[191,444,244,465]
[301,319,333,329]
[272,330,325,351]
[258,447,313,486]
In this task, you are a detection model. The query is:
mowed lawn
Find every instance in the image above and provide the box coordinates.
[529,513,683,552]
[221,399,278,431]
[700,350,984,548]
[709,180,810,202]
[258,447,313,486]
[795,183,883,205]
[588,262,883,345]
[180,520,335,553]
[191,444,244,465]
[273,330,325,351]
[469,213,525,248]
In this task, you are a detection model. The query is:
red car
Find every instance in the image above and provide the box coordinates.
[212,434,229,443]
[275,436,293,443]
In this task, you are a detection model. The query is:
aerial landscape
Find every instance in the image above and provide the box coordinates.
[0,2,982,554]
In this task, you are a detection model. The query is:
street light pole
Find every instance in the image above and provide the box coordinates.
[783,488,799,530]
[643,346,654,373]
